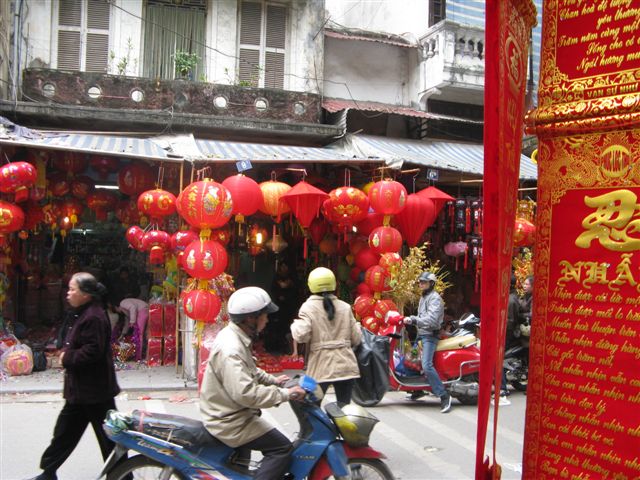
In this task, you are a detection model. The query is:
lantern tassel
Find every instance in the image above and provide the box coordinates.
[304,237,308,259]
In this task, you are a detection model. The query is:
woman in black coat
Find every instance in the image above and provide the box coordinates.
[29,272,120,480]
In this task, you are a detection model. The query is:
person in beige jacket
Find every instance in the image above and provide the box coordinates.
[291,267,362,405]
[199,287,305,480]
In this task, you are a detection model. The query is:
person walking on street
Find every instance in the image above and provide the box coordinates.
[28,272,120,480]
[199,287,306,480]
[519,275,534,325]
[404,271,453,413]
[291,267,362,405]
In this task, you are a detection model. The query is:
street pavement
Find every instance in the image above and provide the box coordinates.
[0,366,526,480]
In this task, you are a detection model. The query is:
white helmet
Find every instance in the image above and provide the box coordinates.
[227,287,278,322]
[418,271,438,283]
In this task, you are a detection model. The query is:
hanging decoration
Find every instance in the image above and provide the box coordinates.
[171,229,199,267]
[417,186,454,215]
[182,239,228,280]
[354,246,380,271]
[323,186,369,230]
[53,152,87,175]
[137,189,177,224]
[0,201,25,245]
[354,294,376,320]
[259,176,292,223]
[22,201,44,232]
[90,156,120,179]
[42,202,61,231]
[115,199,140,226]
[0,162,37,202]
[221,174,263,225]
[60,198,84,227]
[308,217,328,245]
[513,218,535,247]
[141,230,171,264]
[181,288,222,323]
[378,252,403,278]
[176,179,233,234]
[118,162,156,196]
[48,172,71,197]
[125,225,146,251]
[373,298,398,323]
[211,226,231,246]
[368,179,407,225]
[282,180,329,258]
[70,175,95,200]
[394,193,437,247]
[87,190,117,221]
[368,225,403,255]
[364,265,391,298]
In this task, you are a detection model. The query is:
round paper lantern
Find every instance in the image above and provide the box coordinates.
[355,212,385,236]
[349,236,369,256]
[361,316,379,334]
[222,174,262,222]
[142,230,171,264]
[42,202,61,229]
[0,162,37,202]
[417,186,454,215]
[177,180,233,232]
[115,199,139,226]
[54,152,87,174]
[22,202,44,230]
[369,226,403,255]
[61,198,84,226]
[48,172,70,197]
[211,226,231,246]
[324,187,369,228]
[354,294,376,320]
[182,289,222,323]
[394,193,437,247]
[259,180,291,221]
[126,226,145,251]
[118,162,156,196]
[356,282,372,296]
[514,218,536,247]
[87,190,117,221]
[182,239,228,280]
[379,252,403,277]
[0,201,25,234]
[354,247,380,271]
[373,299,398,322]
[137,189,177,222]
[309,217,328,245]
[171,229,199,253]
[364,265,391,293]
[349,266,362,283]
[90,156,120,179]
[318,235,337,255]
[70,175,95,200]
[368,179,407,222]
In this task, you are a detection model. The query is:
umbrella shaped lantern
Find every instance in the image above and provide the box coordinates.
[282,181,329,258]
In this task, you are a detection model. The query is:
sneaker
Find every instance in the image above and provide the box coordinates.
[500,389,510,397]
[406,391,427,401]
[440,393,452,413]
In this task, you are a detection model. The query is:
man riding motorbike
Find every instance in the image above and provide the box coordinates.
[199,287,306,480]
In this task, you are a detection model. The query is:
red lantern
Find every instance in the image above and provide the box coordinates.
[171,229,199,253]
[87,190,117,221]
[115,200,140,226]
[368,179,407,223]
[48,172,70,197]
[222,174,263,223]
[118,162,155,196]
[309,217,328,245]
[137,189,177,222]
[177,180,233,232]
[355,212,385,236]
[182,239,228,279]
[323,187,369,228]
[417,186,454,215]
[369,226,403,255]
[54,152,87,174]
[394,194,437,247]
[181,289,221,323]
[211,226,231,246]
[373,299,398,322]
[356,282,372,296]
[69,175,95,200]
[90,156,120,179]
[361,316,379,334]
[513,218,535,247]
[364,265,391,294]
[0,162,37,202]
[61,198,84,226]
[379,252,403,277]
[126,226,145,251]
[349,237,369,256]
[142,230,171,264]
[0,201,25,234]
[354,247,380,271]
[282,181,329,228]
[259,180,291,221]
[349,266,362,282]
[22,202,44,231]
[318,235,337,255]
[354,294,376,320]
[42,202,61,228]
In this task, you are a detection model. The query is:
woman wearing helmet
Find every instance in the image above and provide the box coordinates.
[290,267,362,405]
[199,287,306,480]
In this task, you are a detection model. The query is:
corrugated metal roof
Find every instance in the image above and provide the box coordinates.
[195,139,352,162]
[325,29,418,48]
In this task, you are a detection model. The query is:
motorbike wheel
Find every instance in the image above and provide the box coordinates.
[453,374,479,406]
[326,458,395,480]
[107,454,187,480]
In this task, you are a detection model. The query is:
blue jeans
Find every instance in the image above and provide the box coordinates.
[420,335,446,398]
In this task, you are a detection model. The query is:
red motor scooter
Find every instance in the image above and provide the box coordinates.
[352,312,480,407]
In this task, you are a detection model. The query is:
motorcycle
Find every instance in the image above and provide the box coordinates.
[98,375,395,480]
[503,322,530,391]
[352,312,480,407]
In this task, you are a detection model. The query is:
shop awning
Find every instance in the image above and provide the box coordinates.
[327,134,538,180]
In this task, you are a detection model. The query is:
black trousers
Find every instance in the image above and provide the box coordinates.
[40,399,116,476]
[320,379,354,405]
[243,428,293,480]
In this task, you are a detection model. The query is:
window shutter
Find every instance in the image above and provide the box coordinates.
[264,51,284,88]
[57,30,81,70]
[86,33,109,72]
[265,5,286,49]
[239,48,260,86]
[240,2,262,46]
[87,0,110,30]
[59,0,81,27]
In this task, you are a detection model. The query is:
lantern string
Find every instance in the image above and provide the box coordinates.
[157,164,165,189]
[270,170,277,181]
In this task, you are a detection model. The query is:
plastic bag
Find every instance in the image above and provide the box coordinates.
[403,340,423,373]
[1,344,34,376]
[352,327,390,406]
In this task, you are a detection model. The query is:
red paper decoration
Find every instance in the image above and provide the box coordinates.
[70,175,95,200]
[87,190,117,221]
[259,180,291,221]
[177,180,233,232]
[61,198,84,226]
[379,252,403,276]
[373,299,398,322]
[48,172,70,197]
[182,239,228,280]
[142,230,171,264]
[171,229,199,253]
[309,217,328,245]
[0,201,25,234]
[354,247,380,271]
[115,200,140,226]
[54,152,87,174]
[323,187,369,228]
[22,202,44,231]
[361,316,379,334]
[356,282,372,296]
[118,162,155,196]
[355,212,385,236]
[394,193,437,247]
[126,226,145,251]
[369,226,403,254]
[513,218,536,247]
[0,162,37,202]
[368,179,407,223]
[364,265,391,294]
[90,156,120,179]
[182,289,221,323]
[222,174,263,222]
[137,189,177,222]
[354,294,376,320]
[282,181,329,228]
[417,186,454,215]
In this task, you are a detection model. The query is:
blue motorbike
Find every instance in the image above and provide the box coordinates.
[98,375,394,479]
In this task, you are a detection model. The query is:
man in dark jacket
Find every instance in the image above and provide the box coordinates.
[28,272,120,480]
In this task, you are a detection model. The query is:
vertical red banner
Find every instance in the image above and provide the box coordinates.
[479,1,537,477]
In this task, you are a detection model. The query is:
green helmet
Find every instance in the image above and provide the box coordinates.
[308,267,336,294]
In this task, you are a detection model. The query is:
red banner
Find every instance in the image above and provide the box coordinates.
[478,1,537,477]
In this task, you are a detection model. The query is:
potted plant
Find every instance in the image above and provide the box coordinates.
[172,51,200,80]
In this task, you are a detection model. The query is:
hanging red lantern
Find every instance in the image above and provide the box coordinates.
[90,156,120,179]
[354,246,380,271]
[118,162,156,196]
[373,298,398,322]
[125,225,145,251]
[348,237,369,256]
[379,252,403,277]
[70,175,95,200]
[142,230,171,264]
[61,198,84,226]
[354,294,376,320]
[364,265,391,294]
[87,190,117,221]
[361,316,379,334]
[368,179,407,224]
[0,162,37,202]
[323,187,369,228]
[182,239,228,279]
[137,189,177,222]
[513,218,536,247]
[53,152,87,174]
[171,229,199,253]
[176,179,233,232]
[222,174,263,223]
[356,282,372,296]
[48,172,70,197]
[211,226,231,246]
[115,199,140,226]
[22,202,44,231]
[369,226,403,255]
[259,179,291,221]
[417,186,454,216]
[318,235,337,255]
[282,181,329,257]
[42,202,61,229]
[0,201,25,234]
[355,212,385,236]
[308,217,328,245]
[181,289,221,323]
[394,193,437,247]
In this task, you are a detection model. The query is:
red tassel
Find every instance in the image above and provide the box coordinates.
[464,245,469,270]
[449,203,455,234]
[304,237,308,259]
[465,207,471,233]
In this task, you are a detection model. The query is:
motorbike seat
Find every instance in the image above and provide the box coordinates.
[129,410,224,450]
[436,335,477,352]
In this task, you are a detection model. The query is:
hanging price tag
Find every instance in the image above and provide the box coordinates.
[426,169,439,181]
[236,160,253,172]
